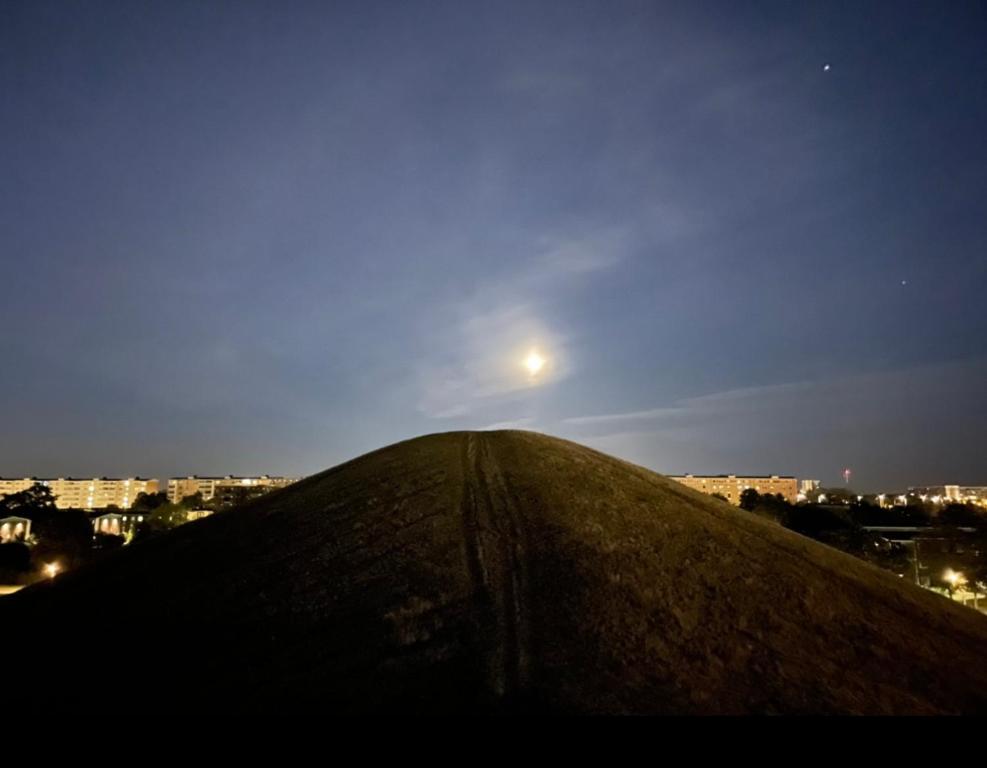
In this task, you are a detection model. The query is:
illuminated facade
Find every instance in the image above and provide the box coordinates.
[0,516,31,543]
[167,475,300,506]
[0,477,159,510]
[800,479,821,495]
[669,474,799,505]
[907,486,987,505]
[92,511,148,538]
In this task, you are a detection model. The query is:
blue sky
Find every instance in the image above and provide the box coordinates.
[2,1,985,490]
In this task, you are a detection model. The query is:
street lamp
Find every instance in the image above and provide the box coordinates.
[944,569,966,600]
[44,562,60,580]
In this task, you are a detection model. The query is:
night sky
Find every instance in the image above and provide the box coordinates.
[2,1,985,491]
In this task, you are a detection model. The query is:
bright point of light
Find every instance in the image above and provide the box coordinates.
[44,562,60,579]
[524,350,545,376]
[823,63,831,71]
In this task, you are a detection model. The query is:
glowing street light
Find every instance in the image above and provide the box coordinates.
[44,562,60,580]
[944,569,966,599]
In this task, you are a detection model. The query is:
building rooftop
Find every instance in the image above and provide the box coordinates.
[1,476,156,481]
[670,474,795,479]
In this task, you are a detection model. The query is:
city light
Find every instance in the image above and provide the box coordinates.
[944,569,965,588]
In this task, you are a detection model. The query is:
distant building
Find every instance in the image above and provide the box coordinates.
[800,479,821,495]
[92,511,148,538]
[669,474,798,505]
[0,516,31,544]
[167,476,220,503]
[0,477,159,511]
[167,476,300,507]
[907,486,987,505]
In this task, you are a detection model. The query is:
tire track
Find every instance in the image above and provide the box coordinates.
[459,432,530,700]
[460,433,491,616]
[477,434,530,698]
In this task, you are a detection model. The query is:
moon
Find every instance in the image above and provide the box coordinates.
[524,350,546,376]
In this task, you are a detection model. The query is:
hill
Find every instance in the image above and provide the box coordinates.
[3,431,986,714]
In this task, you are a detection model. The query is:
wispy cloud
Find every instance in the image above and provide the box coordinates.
[561,381,812,427]
[560,358,987,489]
[415,227,627,419]
[562,407,681,426]
[477,417,536,431]
[416,302,569,419]
[530,230,625,278]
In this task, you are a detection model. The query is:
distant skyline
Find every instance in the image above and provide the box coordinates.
[2,1,985,492]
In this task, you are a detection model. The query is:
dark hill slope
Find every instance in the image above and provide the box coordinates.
[4,431,987,714]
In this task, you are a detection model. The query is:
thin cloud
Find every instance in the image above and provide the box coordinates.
[477,417,535,431]
[531,230,625,278]
[416,303,569,418]
[563,407,681,426]
[562,381,815,427]
[416,226,628,419]
[561,358,987,489]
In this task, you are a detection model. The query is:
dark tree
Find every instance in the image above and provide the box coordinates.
[1,483,57,514]
[177,491,205,510]
[145,502,189,532]
[749,492,793,524]
[131,491,168,512]
[92,533,126,551]
[784,504,856,538]
[903,498,934,525]
[30,508,93,571]
[816,487,856,506]
[939,503,985,530]
[739,488,760,511]
[0,542,32,583]
[1,482,93,573]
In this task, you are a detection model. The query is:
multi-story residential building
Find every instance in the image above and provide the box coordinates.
[167,475,300,506]
[800,479,821,495]
[669,474,799,505]
[0,477,159,510]
[166,476,222,504]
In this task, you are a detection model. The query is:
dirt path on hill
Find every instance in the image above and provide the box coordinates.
[459,432,531,699]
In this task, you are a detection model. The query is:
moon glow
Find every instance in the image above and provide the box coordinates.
[524,350,546,376]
